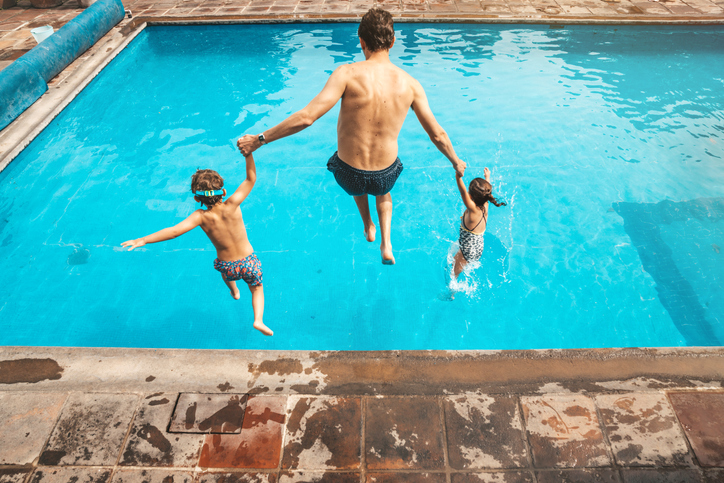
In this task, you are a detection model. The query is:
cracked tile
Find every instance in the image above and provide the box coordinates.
[282,396,361,470]
[0,392,67,465]
[367,474,445,482]
[521,395,610,468]
[169,393,248,434]
[199,475,276,483]
[278,473,359,483]
[199,395,286,468]
[111,470,194,483]
[596,394,690,467]
[38,393,139,466]
[30,468,112,483]
[451,473,534,483]
[366,397,444,470]
[536,469,620,482]
[120,392,204,467]
[444,395,528,469]
[667,391,724,467]
[620,469,704,482]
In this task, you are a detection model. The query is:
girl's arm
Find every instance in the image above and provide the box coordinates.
[121,210,203,251]
[226,153,256,208]
[456,173,479,212]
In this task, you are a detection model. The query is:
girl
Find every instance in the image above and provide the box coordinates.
[453,167,506,279]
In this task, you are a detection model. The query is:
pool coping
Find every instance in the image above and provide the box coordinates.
[2,13,724,173]
[1,346,723,395]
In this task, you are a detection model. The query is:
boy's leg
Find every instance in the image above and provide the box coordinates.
[222,276,241,300]
[453,250,467,279]
[376,193,394,265]
[353,195,376,242]
[249,284,273,336]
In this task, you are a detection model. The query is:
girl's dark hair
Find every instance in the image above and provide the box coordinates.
[469,178,506,208]
[358,8,395,53]
[191,169,224,208]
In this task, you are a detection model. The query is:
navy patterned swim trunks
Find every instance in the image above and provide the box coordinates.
[327,151,403,197]
[214,253,263,287]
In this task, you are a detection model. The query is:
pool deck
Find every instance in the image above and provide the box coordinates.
[1,347,723,482]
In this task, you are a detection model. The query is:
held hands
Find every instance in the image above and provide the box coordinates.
[121,238,146,251]
[237,134,260,157]
[453,158,466,177]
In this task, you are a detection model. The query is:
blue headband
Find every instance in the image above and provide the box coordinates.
[194,189,224,197]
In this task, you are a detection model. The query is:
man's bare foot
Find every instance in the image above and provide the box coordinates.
[253,321,273,336]
[364,223,376,242]
[381,243,395,265]
[230,286,240,300]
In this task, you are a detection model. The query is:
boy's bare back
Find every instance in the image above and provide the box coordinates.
[197,202,254,262]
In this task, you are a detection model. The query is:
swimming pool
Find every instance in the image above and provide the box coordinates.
[1,23,723,350]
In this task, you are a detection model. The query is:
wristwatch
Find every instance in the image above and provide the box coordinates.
[258,133,267,145]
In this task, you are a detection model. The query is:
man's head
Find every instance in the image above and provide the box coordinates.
[191,169,225,208]
[358,8,395,53]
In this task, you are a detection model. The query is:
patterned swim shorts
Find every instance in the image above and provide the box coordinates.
[327,151,403,197]
[213,253,263,287]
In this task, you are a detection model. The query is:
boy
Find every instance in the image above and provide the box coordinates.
[121,154,273,336]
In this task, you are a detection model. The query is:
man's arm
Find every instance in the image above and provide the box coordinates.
[237,66,349,156]
[121,211,203,251]
[226,153,256,208]
[410,80,466,176]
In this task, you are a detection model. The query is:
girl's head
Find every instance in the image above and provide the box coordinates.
[191,169,224,208]
[468,178,506,208]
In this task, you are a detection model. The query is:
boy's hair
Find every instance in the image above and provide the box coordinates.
[191,169,224,208]
[358,8,395,53]
[469,178,506,208]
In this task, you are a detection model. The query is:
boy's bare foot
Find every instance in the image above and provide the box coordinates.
[381,243,395,265]
[364,223,376,242]
[254,321,273,336]
[230,286,240,300]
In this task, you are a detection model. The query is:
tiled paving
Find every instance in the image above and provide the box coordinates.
[1,390,723,482]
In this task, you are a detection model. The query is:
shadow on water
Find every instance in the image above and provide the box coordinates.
[614,197,724,346]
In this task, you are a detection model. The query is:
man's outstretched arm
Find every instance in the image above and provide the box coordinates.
[410,80,466,176]
[237,66,348,156]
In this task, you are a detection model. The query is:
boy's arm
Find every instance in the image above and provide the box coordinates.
[456,173,478,211]
[236,66,348,156]
[411,79,466,176]
[226,153,256,207]
[121,210,203,251]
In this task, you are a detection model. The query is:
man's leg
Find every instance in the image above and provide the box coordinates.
[354,195,376,242]
[376,192,394,265]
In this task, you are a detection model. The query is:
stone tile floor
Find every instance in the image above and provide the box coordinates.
[1,390,723,482]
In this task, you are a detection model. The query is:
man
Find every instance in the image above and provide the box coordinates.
[237,8,466,265]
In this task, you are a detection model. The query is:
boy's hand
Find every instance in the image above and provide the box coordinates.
[237,134,261,157]
[121,238,146,251]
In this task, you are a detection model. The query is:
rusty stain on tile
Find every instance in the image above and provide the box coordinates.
[0,392,67,465]
[366,397,444,470]
[367,473,446,482]
[199,395,286,468]
[536,469,620,482]
[110,469,194,483]
[198,473,277,483]
[668,391,724,467]
[169,393,247,433]
[277,472,359,483]
[620,468,704,482]
[521,395,610,468]
[120,392,204,467]
[0,468,33,483]
[282,396,361,470]
[0,359,63,384]
[39,392,139,466]
[596,393,690,467]
[444,395,528,469]
[30,468,112,483]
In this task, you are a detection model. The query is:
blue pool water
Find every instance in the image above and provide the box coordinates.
[1,24,723,350]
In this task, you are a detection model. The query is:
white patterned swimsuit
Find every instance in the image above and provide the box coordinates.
[458,211,487,262]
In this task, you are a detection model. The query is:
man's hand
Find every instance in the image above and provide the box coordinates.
[453,158,466,177]
[121,238,146,251]
[237,134,261,157]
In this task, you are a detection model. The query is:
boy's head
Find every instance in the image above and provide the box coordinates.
[191,169,224,208]
[358,8,395,53]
